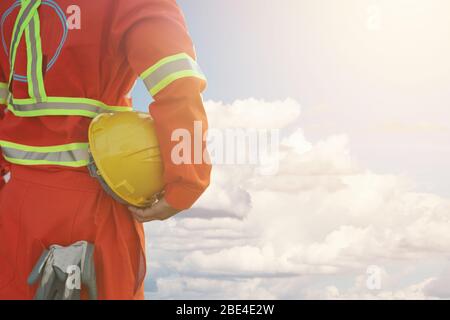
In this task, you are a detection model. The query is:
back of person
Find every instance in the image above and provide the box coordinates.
[0,0,211,299]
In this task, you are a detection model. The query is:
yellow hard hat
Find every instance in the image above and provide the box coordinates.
[88,111,164,208]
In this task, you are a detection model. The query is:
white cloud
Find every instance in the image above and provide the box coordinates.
[144,98,450,299]
[305,278,437,300]
[423,263,450,299]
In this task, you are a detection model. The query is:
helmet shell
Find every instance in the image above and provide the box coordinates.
[88,111,164,207]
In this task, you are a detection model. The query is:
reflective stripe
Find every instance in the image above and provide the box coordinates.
[0,83,7,104]
[8,97,133,117]
[9,0,47,104]
[0,140,90,167]
[9,0,41,86]
[140,53,206,96]
[25,13,46,101]
[9,0,36,64]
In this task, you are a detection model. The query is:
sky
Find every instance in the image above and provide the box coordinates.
[132,0,450,299]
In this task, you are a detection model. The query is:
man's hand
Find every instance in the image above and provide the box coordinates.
[128,197,181,223]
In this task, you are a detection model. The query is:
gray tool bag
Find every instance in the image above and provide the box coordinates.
[27,241,97,300]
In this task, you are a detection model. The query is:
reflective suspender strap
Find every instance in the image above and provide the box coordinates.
[10,0,48,103]
[9,0,41,87]
[25,12,46,101]
[0,83,8,104]
[7,96,133,117]
[0,140,90,167]
[140,53,206,96]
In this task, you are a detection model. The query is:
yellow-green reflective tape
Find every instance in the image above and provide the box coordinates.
[7,105,98,118]
[0,141,90,167]
[140,53,206,96]
[7,96,132,117]
[25,18,35,99]
[150,70,206,96]
[0,83,8,104]
[25,13,46,101]
[0,140,88,152]
[33,14,46,100]
[9,0,31,62]
[140,53,191,79]
[3,156,89,168]
[9,0,41,86]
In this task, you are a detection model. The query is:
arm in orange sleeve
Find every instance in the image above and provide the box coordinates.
[119,0,211,210]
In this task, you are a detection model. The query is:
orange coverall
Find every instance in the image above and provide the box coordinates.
[0,0,211,299]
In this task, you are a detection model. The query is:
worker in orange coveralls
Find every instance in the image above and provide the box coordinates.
[0,0,211,299]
